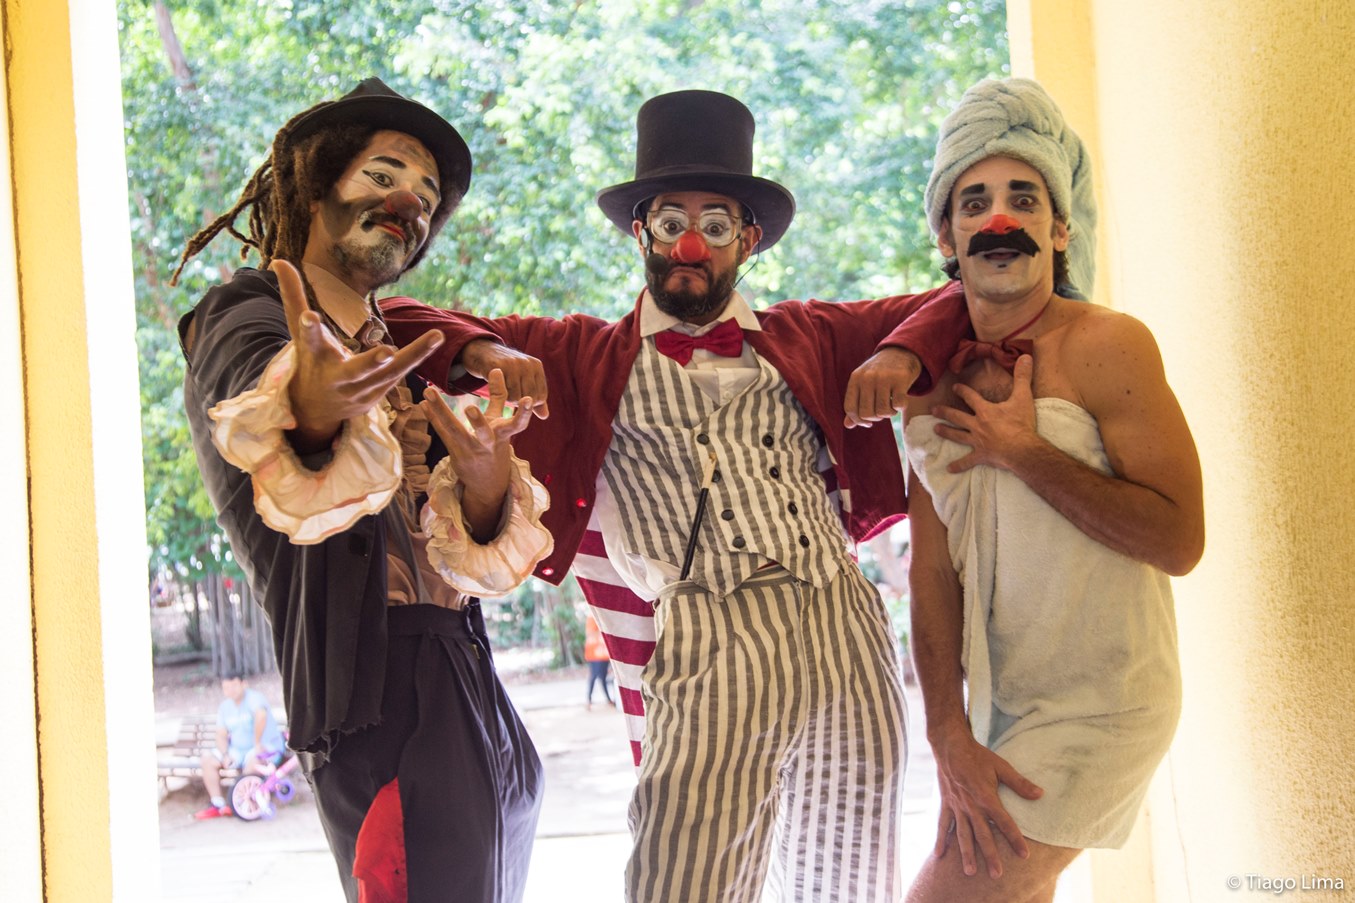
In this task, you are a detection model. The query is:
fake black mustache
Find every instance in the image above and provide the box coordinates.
[966,228,1041,258]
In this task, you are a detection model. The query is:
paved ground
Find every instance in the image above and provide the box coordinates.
[158,671,1091,901]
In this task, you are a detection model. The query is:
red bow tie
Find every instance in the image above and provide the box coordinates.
[653,318,745,366]
[948,337,1033,374]
[948,299,1051,374]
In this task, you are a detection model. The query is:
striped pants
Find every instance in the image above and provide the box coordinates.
[626,566,908,903]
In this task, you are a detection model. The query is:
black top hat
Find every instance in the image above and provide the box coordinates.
[596,90,795,253]
[290,77,472,200]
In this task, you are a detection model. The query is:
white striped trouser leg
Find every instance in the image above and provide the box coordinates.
[626,572,805,903]
[767,568,908,903]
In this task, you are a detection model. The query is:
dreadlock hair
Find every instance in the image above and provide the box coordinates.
[171,101,462,288]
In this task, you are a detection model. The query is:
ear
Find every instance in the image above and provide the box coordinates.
[1051,218,1070,253]
[937,218,957,259]
[738,224,764,263]
[632,219,649,254]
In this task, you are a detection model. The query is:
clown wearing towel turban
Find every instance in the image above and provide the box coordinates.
[897,78,1205,902]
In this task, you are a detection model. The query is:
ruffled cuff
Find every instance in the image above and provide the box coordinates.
[421,452,553,596]
[207,343,402,545]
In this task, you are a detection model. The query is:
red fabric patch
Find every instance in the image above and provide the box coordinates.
[354,779,407,903]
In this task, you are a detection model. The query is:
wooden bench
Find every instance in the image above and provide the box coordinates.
[156,712,288,792]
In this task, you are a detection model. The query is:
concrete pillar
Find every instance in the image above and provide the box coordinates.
[1012,0,1355,899]
[3,0,160,899]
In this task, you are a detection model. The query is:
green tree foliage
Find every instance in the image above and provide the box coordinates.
[121,0,1007,581]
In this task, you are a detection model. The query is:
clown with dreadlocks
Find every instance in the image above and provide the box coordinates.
[175,78,552,903]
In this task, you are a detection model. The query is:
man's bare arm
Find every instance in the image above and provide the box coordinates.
[933,315,1204,575]
[906,398,1043,879]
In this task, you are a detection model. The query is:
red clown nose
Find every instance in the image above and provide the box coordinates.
[670,230,712,264]
[978,214,1023,235]
[384,190,425,223]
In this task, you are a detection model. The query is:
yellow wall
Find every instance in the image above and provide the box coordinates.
[4,0,160,899]
[1014,0,1355,899]
[0,15,44,901]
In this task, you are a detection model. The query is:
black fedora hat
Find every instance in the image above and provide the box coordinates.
[596,90,795,253]
[290,77,472,200]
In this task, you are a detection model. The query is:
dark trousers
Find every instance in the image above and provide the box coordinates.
[309,603,543,902]
[586,659,612,703]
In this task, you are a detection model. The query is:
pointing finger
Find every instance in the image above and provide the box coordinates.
[270,259,309,340]
[484,369,508,419]
[422,386,472,446]
[502,396,535,437]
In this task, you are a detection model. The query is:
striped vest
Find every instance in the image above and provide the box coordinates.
[602,340,849,597]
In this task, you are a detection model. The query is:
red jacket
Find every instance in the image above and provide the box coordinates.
[381,282,970,584]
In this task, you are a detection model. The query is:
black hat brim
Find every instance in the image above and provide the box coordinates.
[290,93,472,200]
[596,171,795,254]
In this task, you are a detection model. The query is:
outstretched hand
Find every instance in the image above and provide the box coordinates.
[461,338,550,419]
[274,259,444,453]
[931,728,1044,879]
[843,347,922,428]
[932,354,1041,473]
[422,369,534,540]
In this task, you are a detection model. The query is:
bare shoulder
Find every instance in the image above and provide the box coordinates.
[1053,304,1168,408]
[1062,304,1160,355]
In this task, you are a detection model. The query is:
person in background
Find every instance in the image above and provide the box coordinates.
[583,613,614,708]
[194,670,286,820]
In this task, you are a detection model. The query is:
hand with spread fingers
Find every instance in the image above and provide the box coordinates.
[461,339,550,419]
[422,368,535,541]
[843,346,922,428]
[930,725,1044,879]
[272,258,444,454]
[931,354,1042,473]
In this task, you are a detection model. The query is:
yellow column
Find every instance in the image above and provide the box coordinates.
[5,0,160,899]
[0,18,43,902]
[1014,0,1355,899]
[1007,0,1112,309]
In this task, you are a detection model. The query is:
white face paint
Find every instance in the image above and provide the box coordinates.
[305,130,441,294]
[939,156,1068,305]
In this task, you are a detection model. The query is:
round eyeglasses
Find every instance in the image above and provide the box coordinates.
[646,208,746,248]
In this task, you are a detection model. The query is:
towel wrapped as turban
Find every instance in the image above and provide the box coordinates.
[924,78,1096,301]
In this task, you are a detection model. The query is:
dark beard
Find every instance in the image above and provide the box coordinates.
[648,264,737,322]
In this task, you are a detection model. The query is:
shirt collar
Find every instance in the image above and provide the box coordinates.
[301,262,373,338]
[638,288,763,338]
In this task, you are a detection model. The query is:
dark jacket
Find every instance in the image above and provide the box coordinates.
[181,267,393,768]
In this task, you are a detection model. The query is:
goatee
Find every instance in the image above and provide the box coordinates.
[648,265,737,322]
[332,231,406,290]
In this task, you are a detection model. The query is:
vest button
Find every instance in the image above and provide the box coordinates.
[711,469,722,484]
[769,466,780,479]
[787,502,798,515]
[721,509,735,521]
[761,434,774,448]
[732,536,746,549]
[697,433,710,445]
[799,534,810,548]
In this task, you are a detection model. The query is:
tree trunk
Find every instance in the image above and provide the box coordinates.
[154,1,194,88]
[185,579,203,650]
